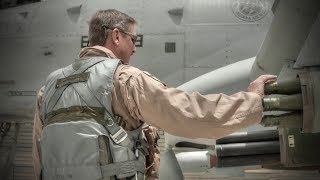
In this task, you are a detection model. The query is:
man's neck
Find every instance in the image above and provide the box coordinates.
[79,46,117,59]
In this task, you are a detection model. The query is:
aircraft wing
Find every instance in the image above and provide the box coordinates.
[162,0,320,179]
[250,0,320,78]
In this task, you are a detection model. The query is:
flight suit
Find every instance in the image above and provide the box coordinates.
[33,45,263,179]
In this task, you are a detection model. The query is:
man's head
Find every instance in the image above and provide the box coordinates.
[88,9,137,63]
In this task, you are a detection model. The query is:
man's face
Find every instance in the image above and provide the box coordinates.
[117,24,137,64]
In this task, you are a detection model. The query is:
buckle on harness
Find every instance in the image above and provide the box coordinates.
[110,127,128,144]
[134,140,149,157]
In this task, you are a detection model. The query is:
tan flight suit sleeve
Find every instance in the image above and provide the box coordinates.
[32,86,44,180]
[116,65,263,140]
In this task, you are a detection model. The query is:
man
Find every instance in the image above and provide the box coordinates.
[32,9,276,180]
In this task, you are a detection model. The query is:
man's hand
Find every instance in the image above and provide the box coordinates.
[248,75,277,98]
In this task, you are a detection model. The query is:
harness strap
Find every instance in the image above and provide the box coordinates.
[46,57,106,115]
[70,81,101,108]
[135,139,149,157]
[67,59,130,146]
[101,160,146,178]
[68,73,132,147]
[102,112,132,146]
[43,106,105,127]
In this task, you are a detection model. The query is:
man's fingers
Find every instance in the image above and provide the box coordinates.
[248,75,277,98]
[257,74,277,83]
[265,79,277,84]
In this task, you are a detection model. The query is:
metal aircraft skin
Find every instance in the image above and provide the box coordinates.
[162,0,320,179]
[1,0,320,179]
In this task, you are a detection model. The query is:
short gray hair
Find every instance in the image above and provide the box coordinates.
[88,9,136,46]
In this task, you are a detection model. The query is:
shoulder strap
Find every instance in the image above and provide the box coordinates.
[68,60,132,146]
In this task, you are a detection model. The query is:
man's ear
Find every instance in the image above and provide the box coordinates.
[111,29,120,46]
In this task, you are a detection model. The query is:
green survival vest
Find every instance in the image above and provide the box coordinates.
[40,57,148,180]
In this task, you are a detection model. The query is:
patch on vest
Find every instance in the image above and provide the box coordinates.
[55,72,90,88]
[231,0,269,22]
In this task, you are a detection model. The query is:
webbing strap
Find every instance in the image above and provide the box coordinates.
[65,59,130,146]
[101,160,146,178]
[46,57,106,115]
[102,112,131,145]
[69,75,132,146]
[45,83,68,118]
[71,82,100,108]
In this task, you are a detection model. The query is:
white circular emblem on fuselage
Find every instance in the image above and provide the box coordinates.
[232,0,269,22]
